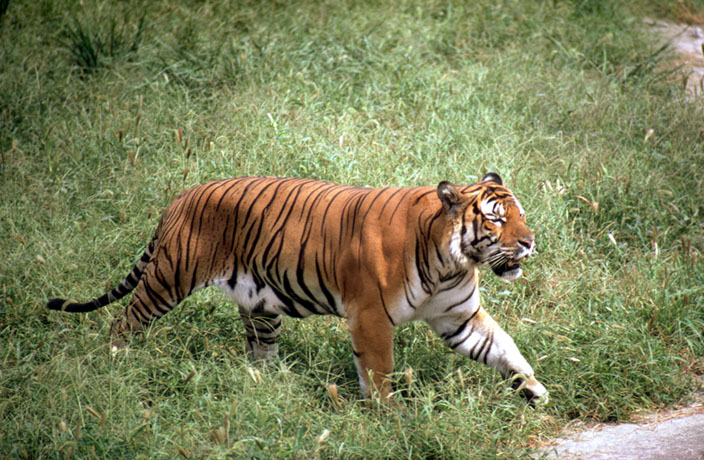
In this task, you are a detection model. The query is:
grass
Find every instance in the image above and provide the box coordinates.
[59,13,145,76]
[2,0,704,458]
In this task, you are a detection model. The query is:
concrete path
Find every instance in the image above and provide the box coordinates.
[538,409,704,460]
[536,383,704,460]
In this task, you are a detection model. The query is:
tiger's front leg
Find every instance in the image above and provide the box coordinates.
[428,306,548,404]
[347,305,395,399]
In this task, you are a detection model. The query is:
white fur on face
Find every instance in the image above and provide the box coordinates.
[480,200,505,224]
[498,267,523,282]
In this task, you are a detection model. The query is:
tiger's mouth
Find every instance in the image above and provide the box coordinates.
[491,259,523,282]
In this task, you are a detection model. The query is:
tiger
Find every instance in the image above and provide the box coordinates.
[47,173,548,403]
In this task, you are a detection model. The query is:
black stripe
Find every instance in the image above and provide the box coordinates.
[152,267,179,303]
[443,284,476,312]
[442,316,471,341]
[401,258,418,309]
[357,187,388,230]
[440,274,471,291]
[240,178,288,226]
[411,188,435,205]
[447,310,480,349]
[320,187,355,238]
[94,294,112,308]
[295,260,329,314]
[126,270,140,286]
[267,279,303,318]
[242,218,265,266]
[205,241,223,280]
[315,256,338,315]
[187,259,200,296]
[475,334,491,362]
[227,259,239,290]
[213,178,245,212]
[128,298,151,324]
[377,282,395,326]
[471,335,491,361]
[387,188,414,223]
[337,189,366,247]
[183,181,228,271]
[414,238,431,294]
[376,187,405,217]
[281,272,321,315]
[481,331,494,364]
[226,178,265,254]
[173,249,184,301]
[141,281,171,316]
[243,180,295,265]
[260,182,308,270]
[299,183,335,245]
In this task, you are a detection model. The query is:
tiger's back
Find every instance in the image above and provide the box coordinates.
[157,177,437,319]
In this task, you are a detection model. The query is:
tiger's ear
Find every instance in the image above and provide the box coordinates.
[437,181,463,216]
[482,172,503,185]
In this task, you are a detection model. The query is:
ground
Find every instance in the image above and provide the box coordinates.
[538,386,704,459]
[647,18,704,98]
[536,19,704,460]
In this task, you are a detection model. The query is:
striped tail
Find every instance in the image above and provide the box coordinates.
[46,237,157,313]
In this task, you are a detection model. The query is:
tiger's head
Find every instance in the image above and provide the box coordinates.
[437,173,535,282]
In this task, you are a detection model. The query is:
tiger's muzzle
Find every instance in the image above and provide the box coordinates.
[491,236,534,282]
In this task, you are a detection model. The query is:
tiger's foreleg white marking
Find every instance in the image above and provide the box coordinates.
[428,305,548,403]
[352,353,369,397]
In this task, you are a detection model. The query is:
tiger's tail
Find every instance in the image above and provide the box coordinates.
[46,237,158,313]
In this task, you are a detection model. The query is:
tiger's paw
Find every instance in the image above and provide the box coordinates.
[107,332,129,358]
[512,374,549,406]
[245,342,280,362]
[109,342,131,357]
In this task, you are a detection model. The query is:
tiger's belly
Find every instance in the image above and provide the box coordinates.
[213,271,345,318]
[212,269,475,325]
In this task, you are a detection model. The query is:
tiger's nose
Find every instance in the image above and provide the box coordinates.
[517,236,534,257]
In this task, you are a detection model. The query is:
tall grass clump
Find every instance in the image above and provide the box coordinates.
[1,0,703,458]
[59,8,145,76]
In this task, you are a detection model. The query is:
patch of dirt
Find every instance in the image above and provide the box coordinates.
[646,18,704,98]
[631,391,704,425]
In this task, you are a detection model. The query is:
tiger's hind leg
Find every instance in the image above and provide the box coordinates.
[238,306,281,361]
[109,261,184,347]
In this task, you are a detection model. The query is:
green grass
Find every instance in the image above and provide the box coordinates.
[2,0,704,458]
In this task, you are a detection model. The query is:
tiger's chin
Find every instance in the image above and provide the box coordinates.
[491,261,523,282]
